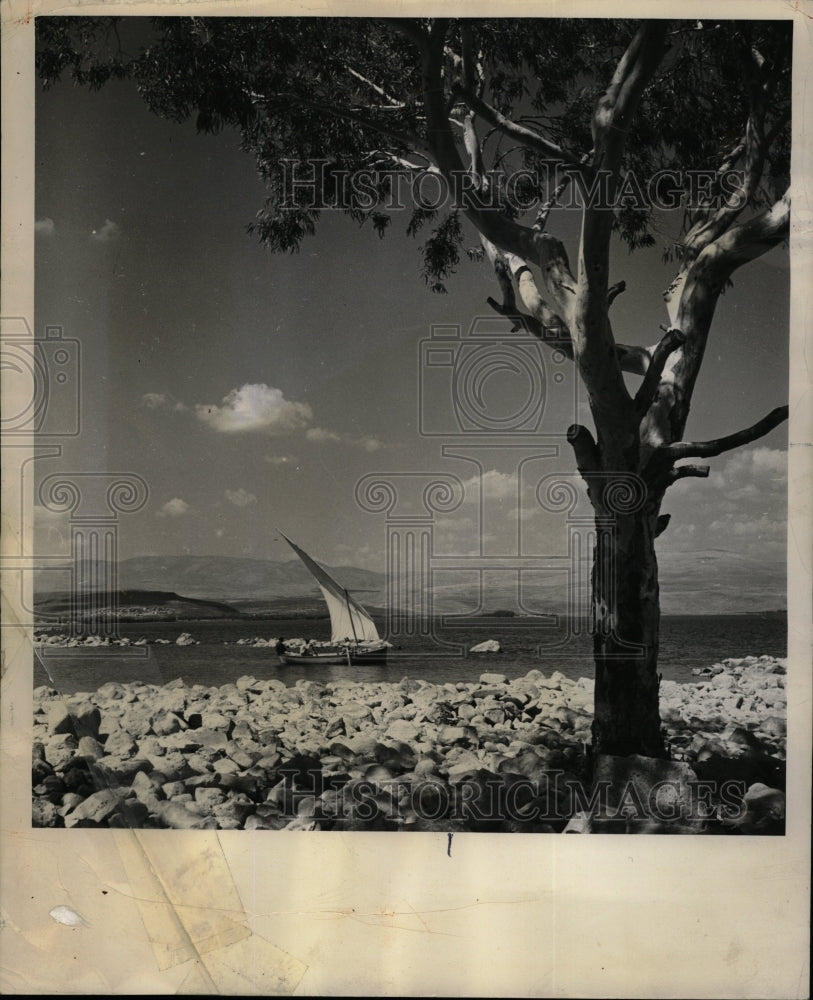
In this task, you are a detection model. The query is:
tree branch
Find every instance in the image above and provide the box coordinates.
[607,280,626,307]
[419,20,538,262]
[634,327,686,416]
[453,84,583,169]
[267,93,425,156]
[379,18,428,52]
[711,190,790,273]
[574,21,667,417]
[667,464,710,484]
[663,405,789,460]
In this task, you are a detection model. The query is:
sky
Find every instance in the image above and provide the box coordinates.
[32,17,790,613]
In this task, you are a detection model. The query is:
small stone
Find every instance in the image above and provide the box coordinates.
[151,713,184,737]
[213,757,240,775]
[104,729,138,757]
[32,799,61,827]
[195,787,226,810]
[201,712,233,733]
[58,793,85,816]
[478,672,508,684]
[226,749,255,770]
[438,726,470,744]
[385,719,420,742]
[77,736,105,761]
[157,801,216,829]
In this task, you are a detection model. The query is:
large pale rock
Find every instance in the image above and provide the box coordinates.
[94,756,153,785]
[385,719,420,743]
[175,632,197,646]
[64,789,122,827]
[44,734,79,770]
[470,642,502,654]
[47,702,74,736]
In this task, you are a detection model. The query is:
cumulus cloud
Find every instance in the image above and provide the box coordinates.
[196,383,312,435]
[90,219,120,242]
[225,488,257,508]
[708,446,787,491]
[35,218,55,237]
[661,446,787,557]
[156,497,190,518]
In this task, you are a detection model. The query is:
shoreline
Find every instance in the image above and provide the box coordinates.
[32,655,787,834]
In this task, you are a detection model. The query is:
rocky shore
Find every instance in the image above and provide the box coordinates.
[32,656,787,834]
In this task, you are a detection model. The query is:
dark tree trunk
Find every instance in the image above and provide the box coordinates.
[590,507,667,759]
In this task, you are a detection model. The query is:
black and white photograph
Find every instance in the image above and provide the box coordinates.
[2,1,811,995]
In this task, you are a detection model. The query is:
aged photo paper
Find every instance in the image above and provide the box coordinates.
[2,0,811,994]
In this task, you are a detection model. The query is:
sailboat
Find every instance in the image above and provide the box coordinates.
[277,533,389,665]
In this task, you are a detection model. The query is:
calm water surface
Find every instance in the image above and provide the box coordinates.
[34,614,787,695]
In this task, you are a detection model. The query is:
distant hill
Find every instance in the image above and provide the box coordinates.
[31,549,786,617]
[34,555,388,603]
[35,589,242,622]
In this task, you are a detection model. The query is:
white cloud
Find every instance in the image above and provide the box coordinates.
[358,436,385,453]
[265,455,296,467]
[35,218,55,237]
[141,392,188,413]
[141,392,169,409]
[90,219,120,243]
[306,426,386,451]
[156,497,190,518]
[225,488,257,508]
[709,447,787,491]
[306,427,341,444]
[661,446,787,557]
[196,383,312,434]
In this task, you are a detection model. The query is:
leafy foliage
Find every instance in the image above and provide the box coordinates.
[36,16,791,287]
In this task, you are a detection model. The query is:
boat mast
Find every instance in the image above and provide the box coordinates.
[345,589,359,644]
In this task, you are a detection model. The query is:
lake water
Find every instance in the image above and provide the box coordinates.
[33,614,787,695]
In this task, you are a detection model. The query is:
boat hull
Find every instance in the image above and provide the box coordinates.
[279,646,388,666]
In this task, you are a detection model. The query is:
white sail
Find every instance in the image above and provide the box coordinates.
[280,534,381,643]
